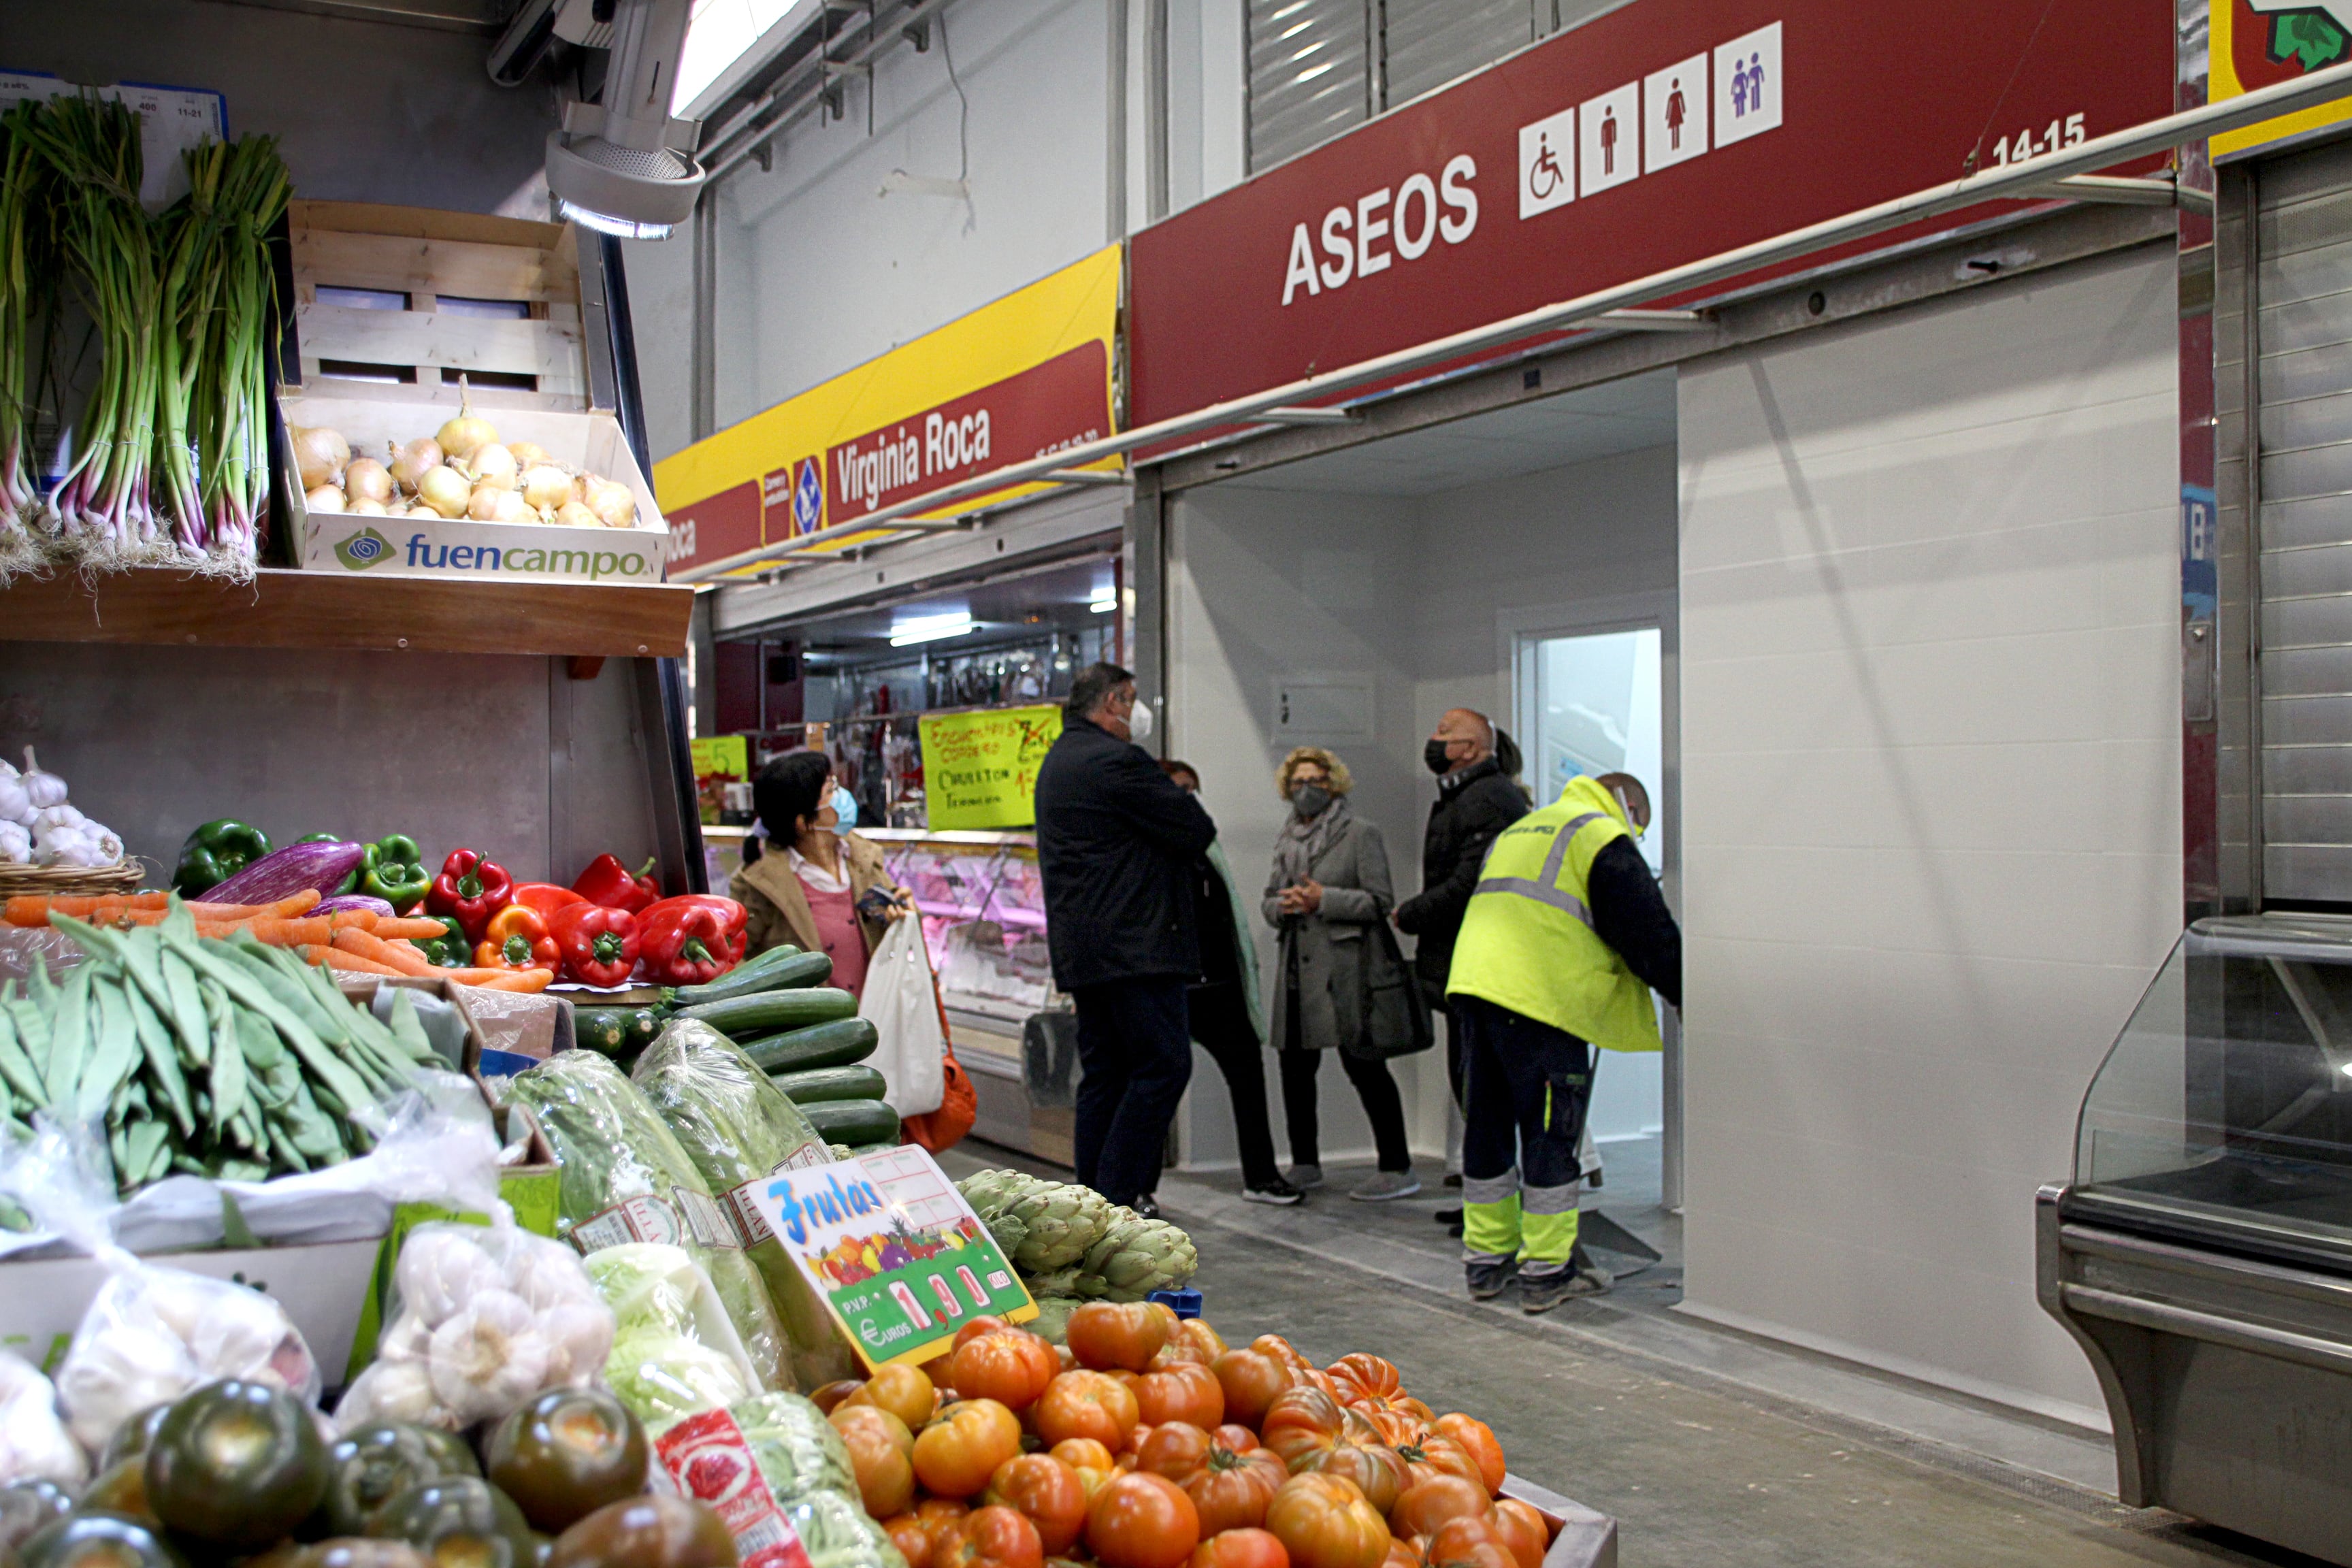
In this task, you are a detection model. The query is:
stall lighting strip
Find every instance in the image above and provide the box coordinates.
[678,61,2352,585]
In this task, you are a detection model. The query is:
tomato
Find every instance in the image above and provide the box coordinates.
[1132,1422,1209,1481]
[1287,1444,1408,1517]
[1355,1409,1427,1447]
[1214,1424,1260,1454]
[951,1333,1059,1412]
[1394,1440,1483,1492]
[1250,1336,1313,1373]
[1388,1477,1488,1540]
[811,1381,864,1414]
[1381,1539,1423,1568]
[1210,1351,1294,1429]
[1048,1439,1115,1472]
[1430,1419,1503,1497]
[985,1456,1089,1555]
[1325,1356,1400,1403]
[1188,1527,1290,1568]
[1485,1502,1546,1568]
[1264,1474,1391,1568]
[1418,1518,1515,1568]
[1084,1471,1200,1568]
[883,1515,934,1565]
[1033,1373,1141,1452]
[1149,1320,1229,1369]
[1125,1426,1154,1458]
[830,1406,916,1519]
[1055,1345,1081,1373]
[932,1505,1045,1568]
[1067,1303,1171,1374]
[1260,1388,1343,1467]
[1180,1448,1287,1535]
[1136,1364,1225,1429]
[955,1316,1014,1350]
[845,1364,938,1431]
[484,1388,651,1535]
[913,1401,1025,1499]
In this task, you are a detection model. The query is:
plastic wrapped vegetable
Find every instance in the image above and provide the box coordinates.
[651,1392,904,1568]
[583,1243,762,1425]
[631,1020,856,1390]
[333,1220,615,1434]
[0,1352,85,1488]
[508,1050,796,1394]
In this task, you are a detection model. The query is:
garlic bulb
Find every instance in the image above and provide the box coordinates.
[335,1360,442,1432]
[397,1228,509,1328]
[427,1290,549,1426]
[20,749,67,811]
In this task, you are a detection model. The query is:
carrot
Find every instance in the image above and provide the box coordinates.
[458,969,554,993]
[301,945,404,976]
[7,892,168,926]
[234,916,339,947]
[188,890,321,921]
[332,926,441,977]
[373,917,450,940]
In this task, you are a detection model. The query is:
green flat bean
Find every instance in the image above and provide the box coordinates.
[122,981,194,1138]
[76,975,142,1126]
[0,1004,46,1107]
[44,966,91,1106]
[201,978,247,1138]
[164,931,374,1115]
[158,949,211,1070]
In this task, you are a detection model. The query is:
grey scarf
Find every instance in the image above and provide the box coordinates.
[1274,791,1352,893]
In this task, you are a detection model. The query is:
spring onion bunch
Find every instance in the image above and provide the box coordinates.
[186,135,290,567]
[0,101,54,576]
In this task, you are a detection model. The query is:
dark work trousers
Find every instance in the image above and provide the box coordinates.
[1454,994,1593,1267]
[1071,977,1194,1208]
[1187,981,1283,1189]
[1279,1048,1413,1173]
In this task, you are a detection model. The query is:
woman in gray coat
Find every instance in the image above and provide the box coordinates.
[1264,747,1420,1200]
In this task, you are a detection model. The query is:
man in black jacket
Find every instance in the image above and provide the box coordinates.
[1395,708,1530,1070]
[1034,662,1217,1210]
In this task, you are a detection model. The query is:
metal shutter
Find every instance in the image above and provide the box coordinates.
[2257,140,2352,900]
[1380,0,1535,111]
[1248,0,1371,173]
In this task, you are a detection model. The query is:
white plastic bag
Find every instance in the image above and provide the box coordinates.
[332,1218,615,1434]
[0,1350,85,1488]
[859,917,945,1118]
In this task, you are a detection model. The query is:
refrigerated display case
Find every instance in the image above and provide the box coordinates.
[2040,913,2352,1565]
[864,828,1073,1163]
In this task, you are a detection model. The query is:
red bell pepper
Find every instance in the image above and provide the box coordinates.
[640,902,734,986]
[474,904,559,972]
[549,902,640,987]
[509,882,586,919]
[427,849,514,943]
[640,895,749,963]
[573,853,659,913]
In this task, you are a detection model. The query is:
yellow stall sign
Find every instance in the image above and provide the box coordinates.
[2212,0,2352,158]
[920,706,1062,830]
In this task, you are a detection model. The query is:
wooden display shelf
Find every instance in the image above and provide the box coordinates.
[1,567,694,658]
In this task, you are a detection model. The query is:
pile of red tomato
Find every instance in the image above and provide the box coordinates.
[808,1301,1551,1568]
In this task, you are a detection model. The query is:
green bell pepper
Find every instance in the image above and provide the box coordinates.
[416,915,471,968]
[172,819,273,897]
[295,832,361,894]
[358,834,431,914]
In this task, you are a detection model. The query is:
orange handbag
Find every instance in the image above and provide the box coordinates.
[900,968,977,1152]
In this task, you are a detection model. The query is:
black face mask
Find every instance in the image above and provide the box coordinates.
[1424,738,1453,775]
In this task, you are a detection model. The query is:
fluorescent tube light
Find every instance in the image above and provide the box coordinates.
[890,613,976,647]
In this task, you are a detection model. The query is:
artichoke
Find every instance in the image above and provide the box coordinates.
[1074,1210,1198,1301]
[985,1211,1030,1258]
[1026,1296,1085,1345]
[1024,1267,1083,1297]
[958,1169,1043,1219]
[1004,1180,1113,1273]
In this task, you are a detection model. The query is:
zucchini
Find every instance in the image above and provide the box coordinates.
[621,1007,664,1052]
[674,948,832,1006]
[572,1007,630,1056]
[800,1098,901,1145]
[740,1017,877,1075]
[679,985,856,1036]
[769,1063,888,1106]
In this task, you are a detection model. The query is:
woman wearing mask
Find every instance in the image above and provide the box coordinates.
[1264,747,1420,1200]
[731,749,914,1000]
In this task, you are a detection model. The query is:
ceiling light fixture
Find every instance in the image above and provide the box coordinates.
[1089,593,1117,614]
[890,612,977,647]
[544,0,708,242]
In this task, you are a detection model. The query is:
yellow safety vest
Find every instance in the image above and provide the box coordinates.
[1444,775,1663,1054]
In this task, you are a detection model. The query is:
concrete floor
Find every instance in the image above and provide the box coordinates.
[938,1139,2328,1568]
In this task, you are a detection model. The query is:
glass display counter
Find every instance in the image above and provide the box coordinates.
[2040,914,2352,1564]
[863,829,1073,1164]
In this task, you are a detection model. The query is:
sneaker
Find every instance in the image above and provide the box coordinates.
[1465,1258,1516,1300]
[1442,1173,1463,1189]
[1350,1170,1422,1202]
[1433,1207,1464,1237]
[1519,1262,1612,1313]
[1243,1177,1305,1206]
[1288,1164,1324,1190]
[1132,1193,1161,1220]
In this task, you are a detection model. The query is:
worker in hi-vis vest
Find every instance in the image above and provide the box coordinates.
[1444,770,1681,1313]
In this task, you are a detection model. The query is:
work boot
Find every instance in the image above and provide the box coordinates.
[1519,1262,1612,1314]
[1350,1170,1422,1202]
[1434,1207,1465,1237]
[1288,1164,1324,1190]
[1465,1258,1516,1301]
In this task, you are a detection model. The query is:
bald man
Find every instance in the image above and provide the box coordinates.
[1396,708,1531,1130]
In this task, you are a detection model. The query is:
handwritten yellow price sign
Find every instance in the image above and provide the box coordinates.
[919,705,1062,830]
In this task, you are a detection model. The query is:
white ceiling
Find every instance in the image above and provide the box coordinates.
[1224,368,1676,498]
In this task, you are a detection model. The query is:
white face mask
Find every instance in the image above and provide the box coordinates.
[1128,700,1154,742]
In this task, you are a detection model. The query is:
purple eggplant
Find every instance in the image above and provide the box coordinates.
[312,894,396,919]
[202,840,366,906]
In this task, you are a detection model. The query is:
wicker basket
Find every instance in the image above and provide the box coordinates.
[0,860,152,900]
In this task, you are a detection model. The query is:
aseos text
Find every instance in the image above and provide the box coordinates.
[1282,155,1478,307]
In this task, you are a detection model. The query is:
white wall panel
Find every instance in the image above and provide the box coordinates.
[1676,248,2181,1424]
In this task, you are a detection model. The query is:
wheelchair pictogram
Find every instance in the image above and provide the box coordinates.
[1528,132,1566,201]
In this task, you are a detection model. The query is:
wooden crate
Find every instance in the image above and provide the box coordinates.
[289,200,591,408]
